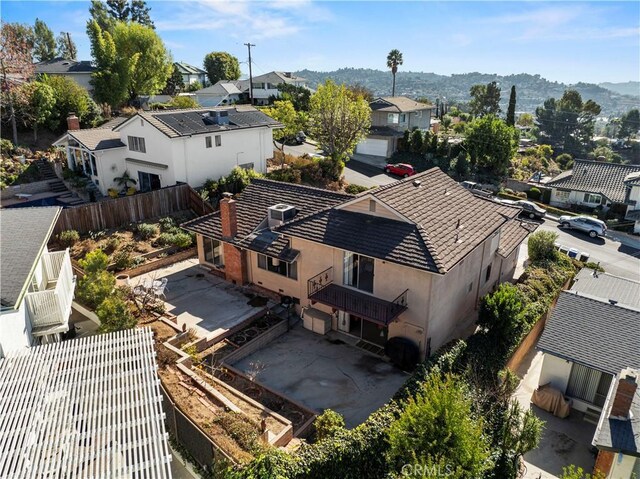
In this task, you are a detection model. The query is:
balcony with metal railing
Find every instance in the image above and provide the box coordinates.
[307,267,408,325]
[24,249,76,336]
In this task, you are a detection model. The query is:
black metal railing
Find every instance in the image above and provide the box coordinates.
[307,267,333,297]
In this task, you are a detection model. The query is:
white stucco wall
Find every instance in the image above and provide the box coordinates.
[94,148,127,195]
[550,188,606,208]
[539,353,573,392]
[0,305,31,357]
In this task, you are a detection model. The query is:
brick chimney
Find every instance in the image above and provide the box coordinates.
[220,193,237,239]
[67,113,80,131]
[610,369,638,419]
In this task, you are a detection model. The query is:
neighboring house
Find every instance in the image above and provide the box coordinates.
[194,81,243,107]
[53,106,281,196]
[623,171,640,233]
[0,207,75,356]
[0,327,172,477]
[355,97,434,158]
[537,290,639,422]
[592,367,640,478]
[174,61,208,86]
[183,168,535,358]
[547,160,640,218]
[239,71,308,106]
[34,57,95,93]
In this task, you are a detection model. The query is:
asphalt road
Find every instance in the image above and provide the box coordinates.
[534,218,640,280]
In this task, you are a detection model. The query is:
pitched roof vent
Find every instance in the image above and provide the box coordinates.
[413,179,421,187]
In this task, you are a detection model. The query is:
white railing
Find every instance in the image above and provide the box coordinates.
[26,249,75,330]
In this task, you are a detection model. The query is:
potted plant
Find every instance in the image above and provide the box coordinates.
[113,171,137,194]
[108,188,119,198]
[126,186,136,196]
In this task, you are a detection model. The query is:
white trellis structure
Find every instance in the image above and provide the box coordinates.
[0,328,172,478]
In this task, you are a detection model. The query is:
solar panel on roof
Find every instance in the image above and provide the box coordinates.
[152,109,278,136]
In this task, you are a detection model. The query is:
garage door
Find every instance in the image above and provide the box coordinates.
[356,138,388,157]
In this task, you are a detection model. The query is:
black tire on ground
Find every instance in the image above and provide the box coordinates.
[384,168,390,173]
[589,230,597,238]
[529,213,535,219]
[561,222,570,228]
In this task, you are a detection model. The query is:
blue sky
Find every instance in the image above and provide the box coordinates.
[3,1,639,84]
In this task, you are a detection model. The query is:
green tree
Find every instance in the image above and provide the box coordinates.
[162,64,184,95]
[56,32,77,60]
[313,409,345,441]
[506,85,516,126]
[387,374,492,479]
[453,151,470,180]
[106,0,130,20]
[478,283,526,351]
[97,296,137,333]
[277,83,311,111]
[469,81,501,117]
[32,19,56,61]
[89,0,117,32]
[167,95,198,108]
[203,51,241,85]
[556,152,573,170]
[410,128,423,155]
[15,81,55,142]
[618,108,640,140]
[517,112,534,127]
[130,0,154,28]
[76,270,115,309]
[186,81,202,92]
[79,249,109,273]
[309,79,371,168]
[262,100,307,150]
[41,74,97,130]
[386,49,403,97]
[527,230,558,263]
[464,115,518,177]
[345,83,374,102]
[561,465,606,479]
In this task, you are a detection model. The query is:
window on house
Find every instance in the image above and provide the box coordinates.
[137,172,161,192]
[485,264,492,282]
[583,193,601,204]
[204,238,224,266]
[566,363,613,407]
[399,114,406,123]
[555,190,570,201]
[205,136,212,148]
[257,254,297,279]
[387,113,399,124]
[215,135,222,147]
[369,200,376,212]
[128,136,146,153]
[140,119,144,127]
[343,252,374,293]
[90,155,97,177]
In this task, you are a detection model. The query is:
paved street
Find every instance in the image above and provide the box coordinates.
[534,218,640,280]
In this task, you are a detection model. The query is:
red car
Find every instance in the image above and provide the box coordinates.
[384,163,416,178]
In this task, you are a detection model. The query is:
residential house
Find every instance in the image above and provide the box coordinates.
[53,106,281,196]
[183,168,535,357]
[34,57,95,93]
[0,207,75,356]
[0,327,172,477]
[537,289,639,421]
[592,367,640,478]
[240,71,308,106]
[547,160,640,220]
[194,81,243,107]
[355,97,434,158]
[174,61,208,86]
[623,171,640,233]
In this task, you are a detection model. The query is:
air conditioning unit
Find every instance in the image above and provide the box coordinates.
[268,204,296,227]
[202,110,230,126]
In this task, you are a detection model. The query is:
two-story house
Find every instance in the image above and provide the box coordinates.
[356,97,434,158]
[174,61,208,86]
[0,207,75,356]
[239,71,309,106]
[34,57,95,93]
[53,106,281,196]
[194,81,244,107]
[183,169,536,358]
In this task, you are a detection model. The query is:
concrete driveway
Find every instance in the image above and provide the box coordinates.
[136,259,265,338]
[344,159,397,188]
[234,325,409,428]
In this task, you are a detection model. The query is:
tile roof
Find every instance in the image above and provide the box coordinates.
[67,128,125,151]
[537,292,640,375]
[546,160,640,203]
[35,57,95,74]
[497,220,539,258]
[195,81,243,96]
[593,368,640,456]
[181,179,352,244]
[371,96,434,113]
[0,207,61,309]
[251,71,306,84]
[624,171,640,186]
[571,268,640,309]
[119,106,280,138]
[174,61,206,75]
[366,169,520,272]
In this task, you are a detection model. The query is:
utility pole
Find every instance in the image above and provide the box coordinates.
[244,42,255,105]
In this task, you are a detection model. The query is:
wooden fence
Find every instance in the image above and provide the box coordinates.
[53,183,214,235]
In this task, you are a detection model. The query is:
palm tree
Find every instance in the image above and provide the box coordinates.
[386,49,403,97]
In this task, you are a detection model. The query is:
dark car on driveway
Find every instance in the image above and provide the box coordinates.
[514,200,546,220]
[384,163,416,178]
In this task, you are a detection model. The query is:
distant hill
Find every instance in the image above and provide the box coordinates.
[598,81,640,97]
[295,69,639,116]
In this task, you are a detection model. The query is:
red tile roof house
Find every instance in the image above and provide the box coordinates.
[183,168,537,358]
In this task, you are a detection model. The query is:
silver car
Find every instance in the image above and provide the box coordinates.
[558,215,607,238]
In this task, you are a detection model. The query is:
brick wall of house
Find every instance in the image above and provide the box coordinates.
[594,450,614,477]
[223,243,245,285]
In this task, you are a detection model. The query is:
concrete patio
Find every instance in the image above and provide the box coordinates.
[234,324,409,428]
[135,259,267,338]
[514,349,597,479]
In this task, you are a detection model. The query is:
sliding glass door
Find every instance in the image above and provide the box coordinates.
[343,252,374,293]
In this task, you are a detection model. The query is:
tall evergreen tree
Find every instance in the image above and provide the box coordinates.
[32,19,56,62]
[130,0,154,29]
[386,49,403,97]
[506,85,516,126]
[56,32,77,60]
[469,81,501,117]
[89,0,116,33]
[106,0,130,21]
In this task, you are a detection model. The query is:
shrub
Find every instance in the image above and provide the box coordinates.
[0,139,14,155]
[97,296,137,333]
[58,230,80,247]
[527,230,558,264]
[478,283,526,352]
[314,410,346,441]
[76,270,115,309]
[137,223,159,240]
[79,249,109,273]
[157,231,192,248]
[344,184,369,195]
[111,250,132,271]
[583,262,605,272]
[158,216,175,232]
[213,412,261,453]
[527,187,541,200]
